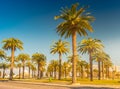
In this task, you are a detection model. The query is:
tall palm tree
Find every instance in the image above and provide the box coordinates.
[84,62,90,78]
[17,53,30,79]
[54,3,95,83]
[0,63,8,78]
[17,63,22,79]
[50,39,69,80]
[93,51,106,80]
[31,64,36,78]
[50,60,59,79]
[32,53,46,79]
[26,61,32,78]
[2,38,23,80]
[104,57,112,79]
[78,38,103,81]
[77,60,87,78]
[47,63,54,77]
[62,61,70,79]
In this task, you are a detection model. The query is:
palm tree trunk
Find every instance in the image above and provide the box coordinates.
[81,66,83,78]
[32,70,33,78]
[52,68,54,78]
[89,51,93,81]
[87,67,89,78]
[37,63,40,79]
[19,67,21,79]
[98,60,101,80]
[106,66,108,79]
[65,67,67,79]
[102,61,104,79]
[108,67,110,78]
[33,70,35,78]
[79,69,81,77]
[29,67,30,78]
[72,31,77,83]
[9,47,14,80]
[3,68,5,79]
[54,67,56,79]
[39,64,42,79]
[22,63,25,79]
[59,53,62,80]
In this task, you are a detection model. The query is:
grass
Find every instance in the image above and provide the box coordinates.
[78,79,120,85]
[1,78,120,85]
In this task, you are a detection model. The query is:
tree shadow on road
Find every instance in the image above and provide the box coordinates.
[0,80,9,82]
[70,86,118,89]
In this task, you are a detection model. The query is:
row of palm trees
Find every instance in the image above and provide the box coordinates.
[0,37,113,82]
[0,51,46,79]
[0,38,46,80]
[50,38,112,81]
[0,3,113,84]
[46,57,112,80]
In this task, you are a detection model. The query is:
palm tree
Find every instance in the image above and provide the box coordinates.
[31,64,36,78]
[93,51,107,80]
[49,60,59,79]
[104,58,112,79]
[32,53,46,79]
[0,63,8,78]
[2,38,23,80]
[100,53,111,79]
[47,63,54,77]
[77,60,87,78]
[17,53,30,79]
[78,38,103,81]
[50,39,69,80]
[84,62,90,78]
[17,63,22,79]
[39,60,46,78]
[54,3,95,83]
[62,61,71,79]
[26,61,32,78]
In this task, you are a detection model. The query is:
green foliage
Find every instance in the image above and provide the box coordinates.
[17,53,30,63]
[55,3,95,38]
[32,53,46,63]
[2,38,23,51]
[0,49,6,60]
[78,38,104,54]
[50,39,69,55]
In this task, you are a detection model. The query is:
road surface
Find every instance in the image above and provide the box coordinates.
[0,80,119,89]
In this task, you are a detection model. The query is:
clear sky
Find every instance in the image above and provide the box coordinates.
[0,0,120,65]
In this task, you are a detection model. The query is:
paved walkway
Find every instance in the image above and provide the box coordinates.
[0,80,120,89]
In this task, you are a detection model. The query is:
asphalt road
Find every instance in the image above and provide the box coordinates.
[0,81,119,89]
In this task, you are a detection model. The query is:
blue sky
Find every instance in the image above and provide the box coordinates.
[0,0,120,65]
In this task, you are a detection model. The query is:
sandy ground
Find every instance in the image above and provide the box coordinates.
[0,80,119,89]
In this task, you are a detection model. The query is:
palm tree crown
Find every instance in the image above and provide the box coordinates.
[55,3,95,38]
[78,38,104,54]
[0,49,6,60]
[50,39,69,55]
[2,38,23,50]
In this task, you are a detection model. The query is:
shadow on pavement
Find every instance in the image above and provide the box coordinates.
[0,80,9,82]
[70,86,116,89]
